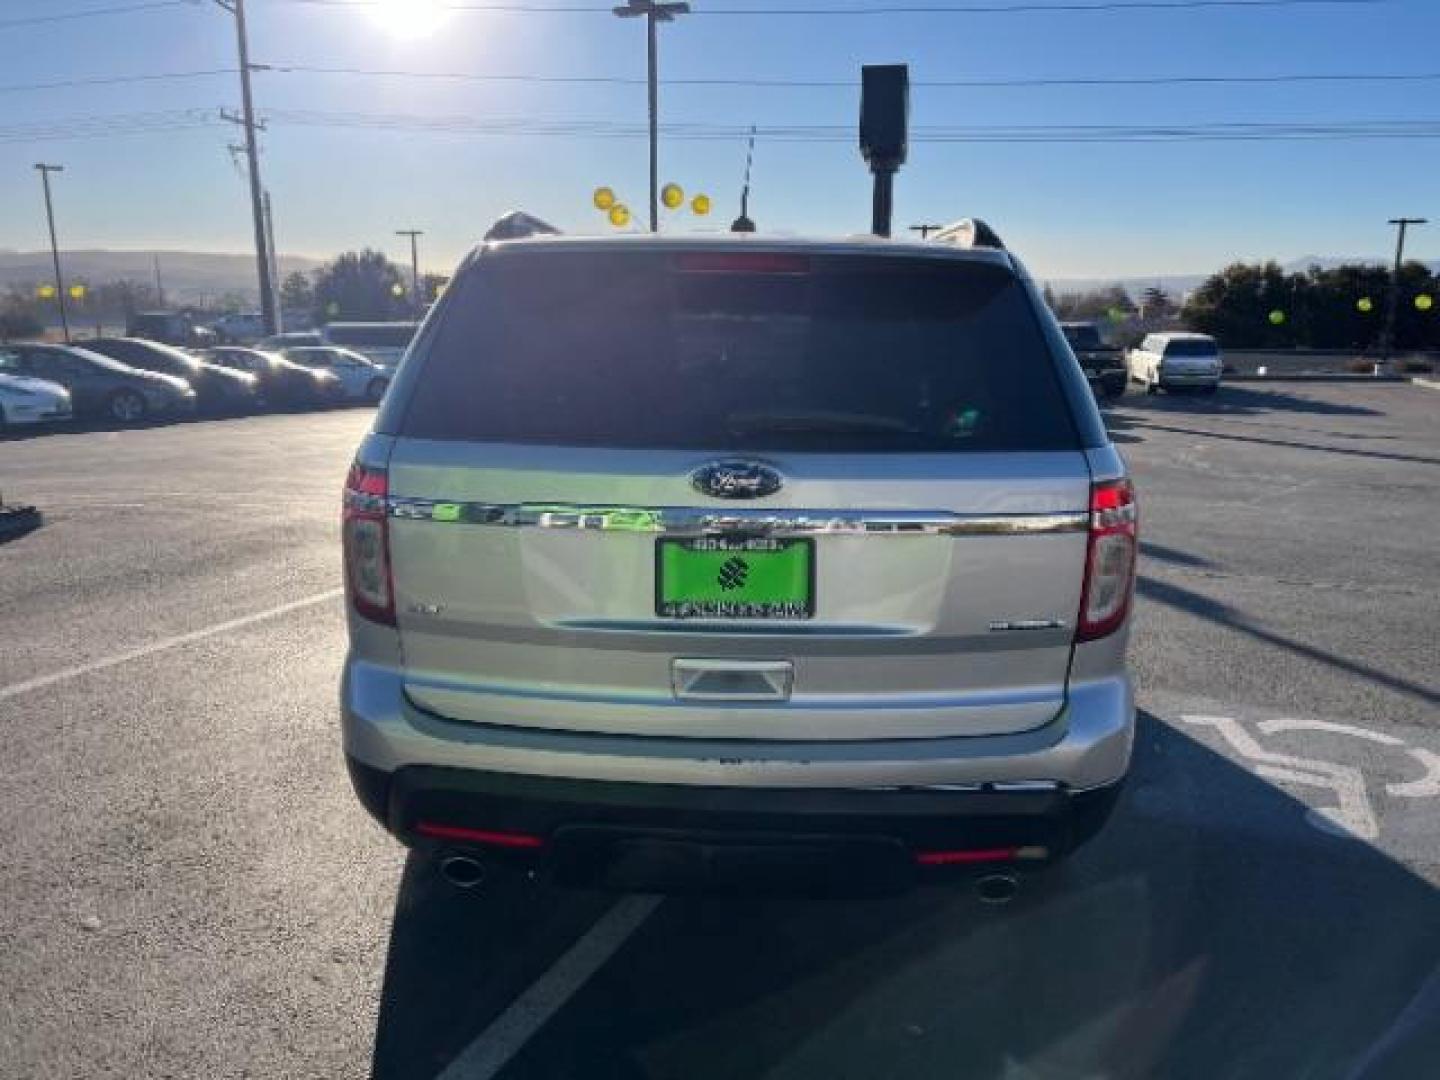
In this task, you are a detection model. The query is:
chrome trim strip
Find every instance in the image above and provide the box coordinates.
[387,500,1087,537]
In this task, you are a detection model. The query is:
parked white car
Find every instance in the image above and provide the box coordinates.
[281,347,390,403]
[1127,332,1223,394]
[0,371,72,430]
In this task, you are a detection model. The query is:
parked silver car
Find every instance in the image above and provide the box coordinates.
[340,221,1138,893]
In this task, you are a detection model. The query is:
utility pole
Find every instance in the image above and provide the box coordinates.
[1381,217,1427,369]
[153,253,165,308]
[396,230,423,314]
[731,125,757,233]
[34,164,70,344]
[263,190,283,332]
[215,0,276,335]
[612,0,690,233]
[909,224,943,239]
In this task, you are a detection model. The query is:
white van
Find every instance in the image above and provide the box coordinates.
[1127,332,1222,394]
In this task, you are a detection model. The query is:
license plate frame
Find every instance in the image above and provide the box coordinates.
[655,536,815,620]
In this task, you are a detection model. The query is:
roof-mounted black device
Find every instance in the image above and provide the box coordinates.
[484,211,561,243]
[930,218,1006,251]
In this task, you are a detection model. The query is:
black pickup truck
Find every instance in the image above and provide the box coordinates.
[1061,322,1127,401]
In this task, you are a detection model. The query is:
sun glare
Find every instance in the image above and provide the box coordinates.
[369,0,450,40]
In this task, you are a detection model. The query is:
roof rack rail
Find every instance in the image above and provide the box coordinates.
[484,211,561,242]
[930,218,1006,251]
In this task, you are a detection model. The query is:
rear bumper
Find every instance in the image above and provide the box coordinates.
[1159,371,1221,388]
[340,652,1134,886]
[346,756,1125,890]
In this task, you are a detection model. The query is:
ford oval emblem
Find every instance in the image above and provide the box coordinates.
[690,460,784,500]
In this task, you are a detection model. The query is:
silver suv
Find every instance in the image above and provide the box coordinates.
[341,221,1137,892]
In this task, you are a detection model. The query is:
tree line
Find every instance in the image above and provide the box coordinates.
[2,249,448,339]
[1179,261,1437,351]
[1047,262,1438,352]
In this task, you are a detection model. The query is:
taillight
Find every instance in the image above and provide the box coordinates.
[343,462,394,625]
[1076,478,1138,642]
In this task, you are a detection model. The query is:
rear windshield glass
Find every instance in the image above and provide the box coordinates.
[1165,339,1219,357]
[1062,324,1103,349]
[326,323,416,348]
[398,251,1078,453]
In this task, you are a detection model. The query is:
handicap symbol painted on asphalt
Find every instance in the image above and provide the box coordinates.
[1180,715,1440,841]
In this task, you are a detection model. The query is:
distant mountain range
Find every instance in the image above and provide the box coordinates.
[0,250,325,304]
[3,248,1435,307]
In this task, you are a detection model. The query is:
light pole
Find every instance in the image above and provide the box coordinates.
[214,0,276,335]
[909,224,944,239]
[34,164,70,344]
[612,0,690,233]
[396,230,423,314]
[1381,217,1427,369]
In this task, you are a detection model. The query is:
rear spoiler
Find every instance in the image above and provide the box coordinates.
[484,211,561,242]
[930,218,1006,251]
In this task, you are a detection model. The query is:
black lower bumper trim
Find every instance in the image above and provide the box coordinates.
[344,757,1124,892]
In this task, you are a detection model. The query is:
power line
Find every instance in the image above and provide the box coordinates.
[15,108,1440,144]
[5,62,1439,96]
[0,1,190,29]
[10,107,1440,144]
[0,70,236,94]
[254,62,1440,90]
[267,0,1384,14]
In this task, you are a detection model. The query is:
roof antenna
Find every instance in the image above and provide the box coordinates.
[730,126,757,233]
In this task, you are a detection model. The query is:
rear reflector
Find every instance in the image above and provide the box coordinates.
[914,847,1019,866]
[674,252,811,275]
[414,822,546,849]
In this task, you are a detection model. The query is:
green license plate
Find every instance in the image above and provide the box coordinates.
[656,538,814,619]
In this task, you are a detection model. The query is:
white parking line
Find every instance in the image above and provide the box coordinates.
[0,589,343,702]
[436,895,662,1080]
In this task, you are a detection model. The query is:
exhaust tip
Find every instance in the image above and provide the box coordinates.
[976,872,1019,905]
[439,854,486,889]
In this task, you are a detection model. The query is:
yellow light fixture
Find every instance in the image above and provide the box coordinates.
[608,203,631,228]
[69,284,86,301]
[1357,297,1374,313]
[593,186,616,211]
[691,193,711,216]
[661,183,684,210]
[37,284,56,300]
[1416,294,1434,312]
[1268,309,1286,325]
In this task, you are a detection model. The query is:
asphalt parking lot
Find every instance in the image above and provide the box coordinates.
[1,382,1437,1079]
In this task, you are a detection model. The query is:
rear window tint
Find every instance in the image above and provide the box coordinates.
[1164,338,1219,357]
[397,250,1079,453]
[1062,324,1103,349]
[326,323,416,348]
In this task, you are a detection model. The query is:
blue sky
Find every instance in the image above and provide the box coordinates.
[1,0,1437,281]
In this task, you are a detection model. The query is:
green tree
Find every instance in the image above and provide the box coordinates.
[420,272,449,306]
[1053,285,1135,322]
[279,271,314,313]
[1182,260,1438,350]
[312,249,408,322]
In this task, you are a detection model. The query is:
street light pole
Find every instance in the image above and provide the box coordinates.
[612,0,690,233]
[215,0,276,336]
[34,164,70,344]
[396,230,423,314]
[1381,217,1427,369]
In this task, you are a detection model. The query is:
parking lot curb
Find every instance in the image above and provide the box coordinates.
[1226,374,1411,384]
[0,505,42,544]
